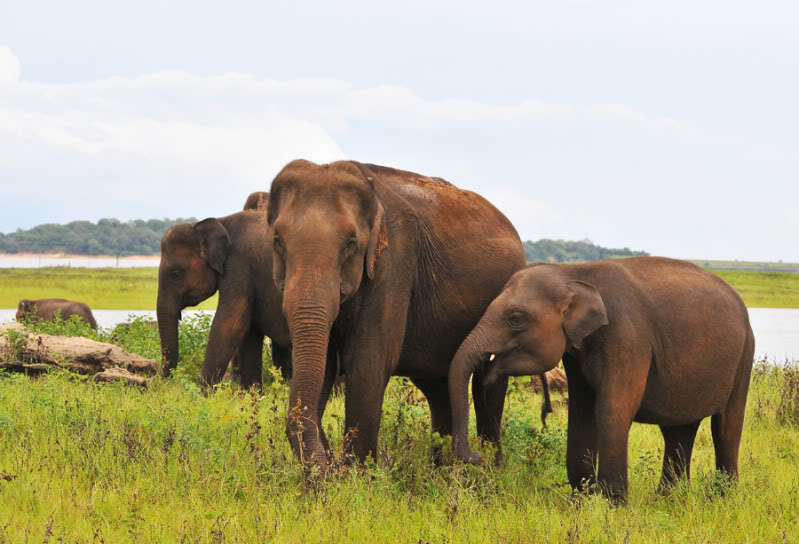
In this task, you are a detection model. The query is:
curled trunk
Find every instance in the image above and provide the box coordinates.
[448,323,491,464]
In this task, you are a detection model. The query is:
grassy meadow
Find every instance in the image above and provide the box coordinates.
[0,267,217,310]
[1,266,798,311]
[0,317,798,542]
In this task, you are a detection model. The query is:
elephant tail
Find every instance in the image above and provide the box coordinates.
[540,372,553,428]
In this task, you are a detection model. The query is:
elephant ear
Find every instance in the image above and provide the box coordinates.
[562,280,608,349]
[194,218,232,275]
[366,200,387,280]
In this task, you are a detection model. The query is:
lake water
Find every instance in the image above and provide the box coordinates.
[0,256,159,268]
[0,307,796,364]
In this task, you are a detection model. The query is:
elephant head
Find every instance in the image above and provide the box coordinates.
[449,265,608,463]
[267,160,386,468]
[16,299,34,321]
[157,218,231,376]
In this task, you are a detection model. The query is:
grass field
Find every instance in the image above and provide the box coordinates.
[710,270,799,309]
[0,267,217,310]
[0,317,798,542]
[2,266,798,310]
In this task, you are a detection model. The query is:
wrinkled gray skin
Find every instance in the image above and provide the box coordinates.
[17,298,97,329]
[449,257,755,502]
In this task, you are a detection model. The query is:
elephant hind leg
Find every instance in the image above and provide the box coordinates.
[711,356,754,479]
[658,421,700,492]
[711,332,755,479]
[411,377,452,466]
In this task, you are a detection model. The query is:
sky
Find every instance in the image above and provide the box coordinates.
[0,0,796,261]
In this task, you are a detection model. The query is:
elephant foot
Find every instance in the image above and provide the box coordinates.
[456,450,483,465]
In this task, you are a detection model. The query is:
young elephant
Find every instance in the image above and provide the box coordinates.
[449,257,755,502]
[16,298,98,329]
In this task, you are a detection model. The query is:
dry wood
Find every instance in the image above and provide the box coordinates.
[0,323,156,386]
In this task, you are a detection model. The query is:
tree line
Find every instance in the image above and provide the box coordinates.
[1,219,649,262]
[0,218,196,256]
[523,238,649,263]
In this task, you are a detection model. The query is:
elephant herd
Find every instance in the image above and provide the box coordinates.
[19,159,756,503]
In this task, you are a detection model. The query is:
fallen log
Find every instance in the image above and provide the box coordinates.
[0,323,156,386]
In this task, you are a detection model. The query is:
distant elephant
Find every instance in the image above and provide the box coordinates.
[243,191,269,211]
[16,298,98,329]
[449,257,755,502]
[158,192,337,388]
[267,160,524,470]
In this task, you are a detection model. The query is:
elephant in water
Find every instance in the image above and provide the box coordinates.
[449,257,755,503]
[16,298,98,329]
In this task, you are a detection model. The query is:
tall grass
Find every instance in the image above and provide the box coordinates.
[0,318,797,542]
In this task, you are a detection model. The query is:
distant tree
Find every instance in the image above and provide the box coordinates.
[523,238,649,263]
[0,217,197,256]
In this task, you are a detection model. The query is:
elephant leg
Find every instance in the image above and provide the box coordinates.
[410,377,452,466]
[593,352,649,504]
[272,343,292,380]
[230,350,241,383]
[200,294,251,387]
[472,368,508,466]
[237,329,264,390]
[563,357,598,493]
[658,421,700,491]
[711,348,754,479]
[339,291,410,463]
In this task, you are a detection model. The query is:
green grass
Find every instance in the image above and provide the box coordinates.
[0,267,217,310]
[2,266,799,310]
[712,270,799,309]
[0,318,798,542]
[691,259,799,273]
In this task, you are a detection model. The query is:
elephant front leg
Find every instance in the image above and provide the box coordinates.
[200,296,251,387]
[236,329,264,390]
[472,369,508,466]
[564,359,598,494]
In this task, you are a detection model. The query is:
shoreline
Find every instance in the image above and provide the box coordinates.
[0,252,159,260]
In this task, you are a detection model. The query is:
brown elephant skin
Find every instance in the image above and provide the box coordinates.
[267,159,525,471]
[16,298,98,329]
[449,257,755,502]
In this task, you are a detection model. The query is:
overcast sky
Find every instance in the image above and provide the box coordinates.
[0,1,796,260]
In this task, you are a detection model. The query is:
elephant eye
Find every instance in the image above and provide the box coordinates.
[273,235,285,252]
[169,269,182,281]
[345,237,357,251]
[506,310,529,329]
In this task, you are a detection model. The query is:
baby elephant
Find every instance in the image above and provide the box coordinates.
[16,298,98,329]
[449,257,754,502]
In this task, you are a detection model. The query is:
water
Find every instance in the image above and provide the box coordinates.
[0,309,212,329]
[0,256,159,268]
[0,307,796,363]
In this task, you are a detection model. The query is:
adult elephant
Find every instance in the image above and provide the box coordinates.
[267,160,525,470]
[16,298,98,329]
[448,257,755,502]
[157,193,338,411]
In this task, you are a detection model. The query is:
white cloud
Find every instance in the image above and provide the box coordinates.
[0,46,20,82]
[589,103,683,131]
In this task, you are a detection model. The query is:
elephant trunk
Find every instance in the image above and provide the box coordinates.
[449,319,494,464]
[156,297,181,378]
[283,274,338,471]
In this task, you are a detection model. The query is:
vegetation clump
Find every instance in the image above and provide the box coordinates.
[0,319,796,541]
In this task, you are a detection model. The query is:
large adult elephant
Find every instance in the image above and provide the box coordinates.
[267,160,525,470]
[16,298,98,329]
[157,194,337,399]
[448,257,755,502]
